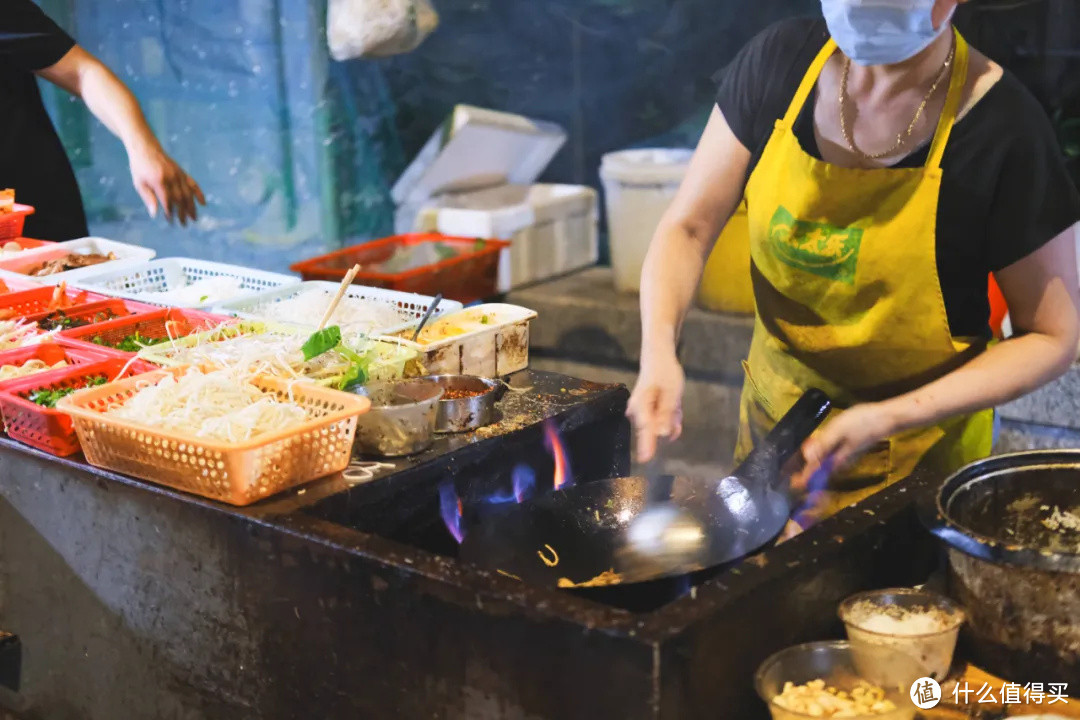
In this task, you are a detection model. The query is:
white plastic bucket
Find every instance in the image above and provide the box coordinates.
[599,148,692,293]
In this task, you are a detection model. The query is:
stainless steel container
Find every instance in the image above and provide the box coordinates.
[426,375,503,433]
[922,450,1080,685]
[351,379,444,457]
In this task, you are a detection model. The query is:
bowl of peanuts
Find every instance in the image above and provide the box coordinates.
[755,641,926,720]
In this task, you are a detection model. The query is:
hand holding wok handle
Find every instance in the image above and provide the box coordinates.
[736,389,832,492]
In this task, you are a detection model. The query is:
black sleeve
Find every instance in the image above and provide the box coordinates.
[0,0,76,72]
[712,17,829,154]
[985,79,1080,271]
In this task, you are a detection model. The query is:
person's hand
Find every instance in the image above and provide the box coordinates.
[128,139,205,226]
[791,402,897,491]
[627,349,685,463]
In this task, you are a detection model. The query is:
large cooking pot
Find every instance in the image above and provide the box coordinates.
[922,450,1080,685]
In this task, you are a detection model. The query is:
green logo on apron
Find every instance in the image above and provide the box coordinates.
[767,206,863,284]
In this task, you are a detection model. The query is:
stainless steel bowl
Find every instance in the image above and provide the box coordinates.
[351,379,444,457]
[426,375,503,433]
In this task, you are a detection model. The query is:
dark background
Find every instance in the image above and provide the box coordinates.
[34,0,1080,270]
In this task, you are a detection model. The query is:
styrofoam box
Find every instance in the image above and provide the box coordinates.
[0,237,156,286]
[417,183,598,293]
[378,303,537,377]
[70,258,300,309]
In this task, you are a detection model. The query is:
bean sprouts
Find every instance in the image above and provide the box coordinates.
[104,368,309,443]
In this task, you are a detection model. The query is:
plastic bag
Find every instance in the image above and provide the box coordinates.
[327,0,439,60]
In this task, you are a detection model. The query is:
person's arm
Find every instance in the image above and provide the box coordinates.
[626,106,751,462]
[797,223,1080,479]
[36,46,205,225]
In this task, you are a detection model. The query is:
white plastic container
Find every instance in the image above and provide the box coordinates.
[212,281,461,337]
[378,303,536,377]
[0,237,156,286]
[394,105,598,293]
[70,258,299,308]
[599,149,692,293]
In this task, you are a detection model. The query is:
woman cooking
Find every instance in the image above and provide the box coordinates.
[628,0,1080,533]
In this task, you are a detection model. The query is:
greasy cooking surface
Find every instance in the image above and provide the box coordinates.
[945,465,1080,554]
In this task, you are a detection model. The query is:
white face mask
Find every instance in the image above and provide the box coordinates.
[822,0,953,67]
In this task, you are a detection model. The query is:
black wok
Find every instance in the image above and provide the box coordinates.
[460,389,832,587]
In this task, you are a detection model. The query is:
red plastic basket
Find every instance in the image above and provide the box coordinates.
[28,298,156,331]
[0,276,41,296]
[0,205,35,241]
[988,273,1008,339]
[290,234,509,303]
[0,237,54,253]
[59,307,232,355]
[0,286,109,323]
[0,342,119,383]
[0,356,155,456]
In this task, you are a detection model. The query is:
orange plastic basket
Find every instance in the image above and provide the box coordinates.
[0,205,35,241]
[290,234,509,303]
[58,368,371,505]
[0,357,155,456]
[0,286,108,322]
[58,307,231,354]
[28,298,156,331]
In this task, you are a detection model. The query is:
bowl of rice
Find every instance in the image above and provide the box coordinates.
[839,588,965,681]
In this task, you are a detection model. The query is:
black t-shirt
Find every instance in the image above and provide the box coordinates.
[713,17,1080,338]
[0,0,87,240]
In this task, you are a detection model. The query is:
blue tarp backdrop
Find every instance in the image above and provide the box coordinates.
[32,0,816,271]
[33,1,1073,271]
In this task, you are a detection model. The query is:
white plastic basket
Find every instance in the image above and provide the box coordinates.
[211,281,462,336]
[69,257,300,308]
[0,237,157,286]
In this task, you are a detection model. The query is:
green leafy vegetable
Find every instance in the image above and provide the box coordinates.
[434,243,457,262]
[302,326,342,361]
[39,309,119,331]
[335,344,370,390]
[473,238,487,252]
[27,375,107,408]
[301,325,370,390]
[199,295,209,303]
[92,331,169,353]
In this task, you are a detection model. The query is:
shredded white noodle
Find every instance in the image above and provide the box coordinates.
[0,358,67,380]
[250,290,406,335]
[104,368,309,443]
[0,321,44,350]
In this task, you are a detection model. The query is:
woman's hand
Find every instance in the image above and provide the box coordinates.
[627,350,685,463]
[128,140,206,226]
[791,402,897,491]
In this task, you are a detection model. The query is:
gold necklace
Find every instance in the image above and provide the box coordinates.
[839,37,956,161]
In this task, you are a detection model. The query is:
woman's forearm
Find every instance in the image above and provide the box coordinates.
[884,329,1076,433]
[639,221,711,358]
[884,228,1080,433]
[638,108,751,363]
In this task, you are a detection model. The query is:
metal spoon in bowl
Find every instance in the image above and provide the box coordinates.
[410,293,443,343]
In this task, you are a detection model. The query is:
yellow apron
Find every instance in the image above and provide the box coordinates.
[734,28,994,523]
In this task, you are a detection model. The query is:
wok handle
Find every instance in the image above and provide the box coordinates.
[738,389,832,478]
